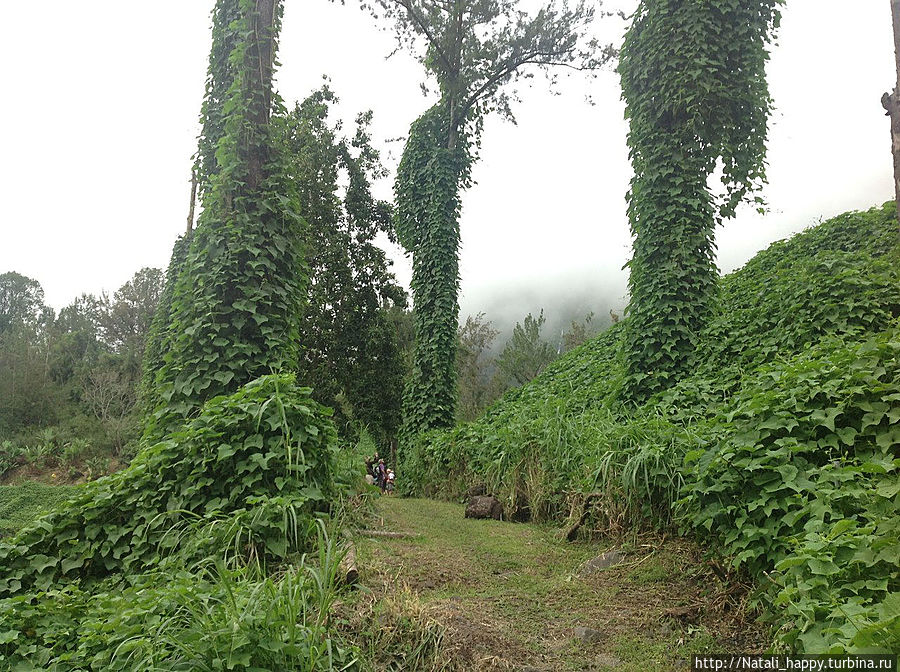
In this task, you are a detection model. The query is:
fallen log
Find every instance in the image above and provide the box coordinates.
[356,529,421,539]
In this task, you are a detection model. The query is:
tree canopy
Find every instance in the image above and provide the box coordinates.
[279,86,408,444]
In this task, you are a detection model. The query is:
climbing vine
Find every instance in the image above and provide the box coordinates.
[395,103,472,434]
[145,0,308,438]
[618,0,782,403]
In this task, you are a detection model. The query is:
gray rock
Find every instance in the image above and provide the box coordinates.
[465,495,503,520]
[578,550,625,576]
[573,626,604,643]
[595,653,622,668]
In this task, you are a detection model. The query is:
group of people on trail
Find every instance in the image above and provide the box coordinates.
[364,453,395,494]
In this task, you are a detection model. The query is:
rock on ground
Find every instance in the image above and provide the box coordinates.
[578,550,626,577]
[465,495,503,520]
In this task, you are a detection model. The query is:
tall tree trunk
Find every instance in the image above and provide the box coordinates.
[245,0,277,191]
[884,0,900,229]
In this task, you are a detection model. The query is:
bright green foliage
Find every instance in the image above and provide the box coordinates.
[682,331,900,652]
[396,103,471,433]
[0,375,337,598]
[0,482,76,538]
[401,204,900,651]
[146,0,306,438]
[618,0,782,402]
[0,375,347,668]
[656,204,900,421]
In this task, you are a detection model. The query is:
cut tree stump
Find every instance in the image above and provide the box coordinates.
[340,539,358,585]
[562,492,604,541]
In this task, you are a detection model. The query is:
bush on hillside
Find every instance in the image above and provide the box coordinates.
[0,374,349,668]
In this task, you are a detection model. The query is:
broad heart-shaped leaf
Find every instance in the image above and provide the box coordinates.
[28,555,57,573]
[827,519,856,539]
[60,555,85,574]
[876,592,900,621]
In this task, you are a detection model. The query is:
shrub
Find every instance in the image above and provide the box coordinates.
[0,374,338,597]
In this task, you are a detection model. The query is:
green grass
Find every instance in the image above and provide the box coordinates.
[355,497,762,670]
[0,481,77,537]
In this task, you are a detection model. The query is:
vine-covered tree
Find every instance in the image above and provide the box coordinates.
[618,0,781,402]
[278,86,408,445]
[372,0,613,433]
[145,0,307,438]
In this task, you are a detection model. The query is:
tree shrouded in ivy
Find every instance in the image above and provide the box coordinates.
[145,0,306,438]
[371,0,613,434]
[618,0,781,403]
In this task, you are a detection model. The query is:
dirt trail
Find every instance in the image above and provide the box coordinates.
[354,497,764,671]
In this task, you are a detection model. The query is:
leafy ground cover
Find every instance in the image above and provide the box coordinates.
[349,497,765,671]
[401,203,900,652]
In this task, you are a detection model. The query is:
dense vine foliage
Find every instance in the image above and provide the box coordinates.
[0,375,345,666]
[401,204,900,652]
[0,375,337,597]
[375,0,610,435]
[0,3,362,667]
[146,0,307,439]
[618,0,782,402]
[140,233,189,414]
[395,103,472,433]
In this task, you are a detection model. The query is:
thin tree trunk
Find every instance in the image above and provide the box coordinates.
[884,0,900,229]
[186,169,197,235]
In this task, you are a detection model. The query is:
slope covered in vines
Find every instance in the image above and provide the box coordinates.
[402,202,900,653]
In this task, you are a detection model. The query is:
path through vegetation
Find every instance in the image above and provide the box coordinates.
[353,498,765,671]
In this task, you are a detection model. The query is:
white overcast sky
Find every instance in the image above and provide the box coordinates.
[0,1,893,329]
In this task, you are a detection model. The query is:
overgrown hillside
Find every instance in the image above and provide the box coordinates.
[402,202,900,653]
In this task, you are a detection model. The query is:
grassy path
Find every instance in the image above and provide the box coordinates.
[354,497,763,671]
